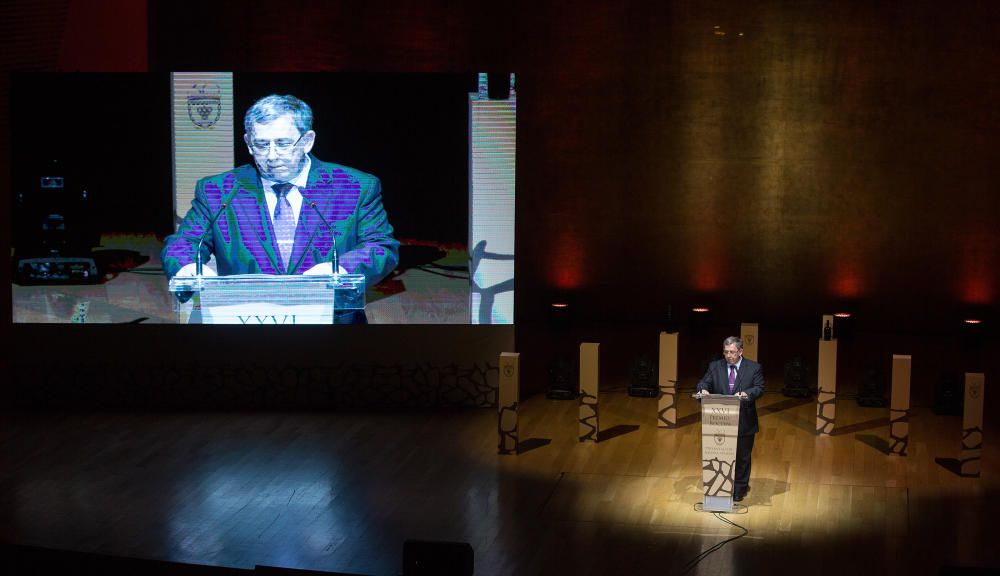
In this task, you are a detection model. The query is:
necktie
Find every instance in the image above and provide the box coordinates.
[729,365,737,394]
[273,182,295,272]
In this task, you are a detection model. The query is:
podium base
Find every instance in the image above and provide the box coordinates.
[702,495,733,513]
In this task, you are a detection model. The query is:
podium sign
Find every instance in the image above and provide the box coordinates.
[168,274,366,324]
[701,395,741,512]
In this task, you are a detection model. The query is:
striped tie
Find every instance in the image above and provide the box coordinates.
[729,365,737,394]
[273,182,295,272]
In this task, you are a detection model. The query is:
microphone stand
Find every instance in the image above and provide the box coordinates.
[308,201,339,277]
[195,200,231,277]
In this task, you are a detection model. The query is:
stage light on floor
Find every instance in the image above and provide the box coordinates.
[782,356,811,398]
[628,355,658,397]
[933,373,964,416]
[547,356,577,400]
[857,365,887,407]
[14,158,98,284]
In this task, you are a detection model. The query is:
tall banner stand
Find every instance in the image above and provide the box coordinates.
[579,343,600,442]
[816,337,838,435]
[889,355,911,456]
[657,332,679,428]
[740,323,759,362]
[498,352,520,455]
[960,372,985,477]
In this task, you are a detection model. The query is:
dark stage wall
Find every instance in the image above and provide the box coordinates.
[2,1,997,405]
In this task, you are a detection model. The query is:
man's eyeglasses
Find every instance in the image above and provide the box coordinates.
[249,134,305,155]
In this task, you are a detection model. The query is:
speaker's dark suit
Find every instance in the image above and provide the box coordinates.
[696,357,765,496]
[161,156,399,287]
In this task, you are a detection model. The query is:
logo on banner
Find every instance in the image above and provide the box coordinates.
[187,83,222,129]
[503,363,514,378]
[714,433,725,445]
[969,382,982,400]
[744,334,755,346]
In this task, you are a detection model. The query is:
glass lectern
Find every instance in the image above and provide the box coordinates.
[168,274,365,324]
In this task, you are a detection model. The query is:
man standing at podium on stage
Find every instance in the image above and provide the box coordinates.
[162,94,399,287]
[696,336,764,502]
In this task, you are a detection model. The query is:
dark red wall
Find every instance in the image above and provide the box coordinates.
[2,0,997,403]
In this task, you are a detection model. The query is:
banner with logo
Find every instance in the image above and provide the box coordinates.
[498,352,520,454]
[171,72,235,229]
[741,323,759,361]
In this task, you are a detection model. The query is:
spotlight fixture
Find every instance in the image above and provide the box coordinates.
[627,356,658,398]
[782,357,811,398]
[833,312,855,342]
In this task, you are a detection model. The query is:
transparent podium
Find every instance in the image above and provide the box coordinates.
[696,393,742,512]
[168,274,365,324]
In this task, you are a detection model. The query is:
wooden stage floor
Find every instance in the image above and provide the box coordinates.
[1,390,998,575]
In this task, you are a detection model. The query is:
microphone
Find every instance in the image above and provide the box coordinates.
[195,197,232,276]
[308,201,339,275]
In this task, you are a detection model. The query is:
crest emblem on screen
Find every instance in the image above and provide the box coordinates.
[187,83,222,128]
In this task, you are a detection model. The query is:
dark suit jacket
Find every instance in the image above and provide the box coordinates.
[696,357,765,436]
[161,156,399,288]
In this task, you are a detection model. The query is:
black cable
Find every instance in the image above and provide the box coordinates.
[678,506,750,575]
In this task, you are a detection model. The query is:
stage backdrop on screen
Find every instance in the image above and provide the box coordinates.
[10,72,515,325]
